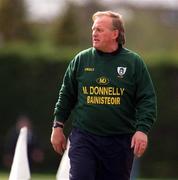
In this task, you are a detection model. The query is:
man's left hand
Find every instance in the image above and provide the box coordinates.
[131,131,148,157]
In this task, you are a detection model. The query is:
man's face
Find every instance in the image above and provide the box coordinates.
[92,16,118,52]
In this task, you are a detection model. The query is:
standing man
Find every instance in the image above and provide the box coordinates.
[51,11,157,180]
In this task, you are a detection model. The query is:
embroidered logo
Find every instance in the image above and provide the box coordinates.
[96,76,109,85]
[117,67,127,78]
[84,67,94,72]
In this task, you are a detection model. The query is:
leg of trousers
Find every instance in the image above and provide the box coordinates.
[68,128,134,180]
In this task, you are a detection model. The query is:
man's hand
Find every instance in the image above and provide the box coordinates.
[50,127,66,155]
[131,131,148,158]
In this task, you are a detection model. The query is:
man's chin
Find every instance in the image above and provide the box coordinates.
[93,44,100,49]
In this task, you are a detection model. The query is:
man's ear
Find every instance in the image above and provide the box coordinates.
[112,30,119,41]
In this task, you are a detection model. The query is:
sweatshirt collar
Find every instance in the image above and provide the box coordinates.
[95,44,123,56]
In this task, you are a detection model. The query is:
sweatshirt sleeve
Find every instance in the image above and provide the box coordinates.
[135,57,157,134]
[53,58,78,123]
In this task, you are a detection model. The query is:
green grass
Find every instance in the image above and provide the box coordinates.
[0,172,177,180]
[0,172,56,180]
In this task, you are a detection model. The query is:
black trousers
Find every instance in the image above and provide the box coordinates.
[69,128,134,180]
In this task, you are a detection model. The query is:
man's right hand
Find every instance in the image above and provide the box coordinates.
[50,127,66,155]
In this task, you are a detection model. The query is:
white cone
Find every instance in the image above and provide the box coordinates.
[9,127,31,180]
[56,140,70,180]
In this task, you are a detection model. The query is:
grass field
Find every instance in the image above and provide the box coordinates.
[1,172,178,180]
[0,172,56,180]
[0,172,177,180]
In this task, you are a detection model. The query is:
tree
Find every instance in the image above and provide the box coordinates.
[0,0,33,42]
[77,0,105,46]
[53,2,80,46]
[53,0,105,47]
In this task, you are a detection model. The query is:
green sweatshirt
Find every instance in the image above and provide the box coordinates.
[54,47,157,136]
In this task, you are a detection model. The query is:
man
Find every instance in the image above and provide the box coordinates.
[3,115,44,169]
[51,11,157,180]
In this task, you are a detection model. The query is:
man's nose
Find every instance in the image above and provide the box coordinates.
[92,30,97,37]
